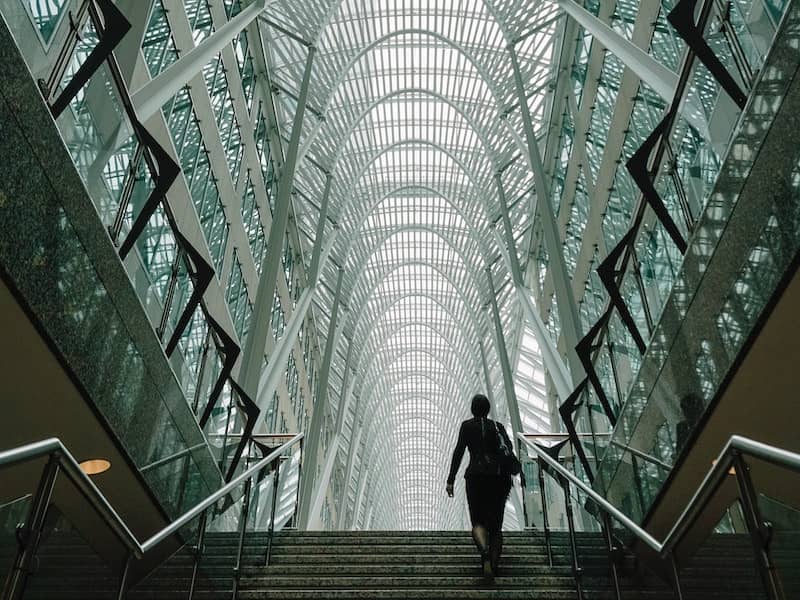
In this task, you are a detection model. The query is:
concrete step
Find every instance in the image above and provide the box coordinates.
[256,543,561,555]
[251,534,603,547]
[240,574,573,588]
[262,552,570,566]
[245,563,575,576]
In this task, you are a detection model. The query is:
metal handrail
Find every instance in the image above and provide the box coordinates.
[609,439,672,472]
[0,433,304,559]
[518,433,800,558]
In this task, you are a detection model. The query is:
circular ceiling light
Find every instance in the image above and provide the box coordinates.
[79,459,111,476]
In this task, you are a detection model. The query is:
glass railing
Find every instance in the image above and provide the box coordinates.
[593,0,792,395]
[141,435,302,599]
[520,433,800,600]
[0,434,303,599]
[567,0,794,456]
[22,508,119,599]
[0,495,31,593]
[758,494,800,599]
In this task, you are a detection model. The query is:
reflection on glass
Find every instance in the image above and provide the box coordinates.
[758,493,800,599]
[26,0,68,43]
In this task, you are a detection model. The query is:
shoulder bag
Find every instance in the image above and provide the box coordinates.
[493,420,521,476]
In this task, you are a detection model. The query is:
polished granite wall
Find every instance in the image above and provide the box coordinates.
[0,13,222,518]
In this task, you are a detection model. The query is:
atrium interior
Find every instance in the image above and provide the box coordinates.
[0,0,798,598]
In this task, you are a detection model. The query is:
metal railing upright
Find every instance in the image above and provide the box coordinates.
[0,433,304,600]
[519,433,799,600]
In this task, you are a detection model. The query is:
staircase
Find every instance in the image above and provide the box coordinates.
[7,529,773,599]
[235,530,765,600]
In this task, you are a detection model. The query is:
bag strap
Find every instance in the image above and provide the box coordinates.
[494,421,509,453]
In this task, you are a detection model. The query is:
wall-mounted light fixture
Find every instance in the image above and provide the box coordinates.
[79,459,111,476]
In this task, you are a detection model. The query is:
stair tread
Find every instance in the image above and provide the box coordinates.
[14,529,780,600]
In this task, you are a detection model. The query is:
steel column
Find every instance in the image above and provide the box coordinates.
[493,173,575,401]
[252,230,338,417]
[484,268,523,439]
[554,0,678,101]
[240,46,317,403]
[306,433,341,529]
[340,409,364,528]
[297,267,345,527]
[478,339,497,411]
[508,46,584,383]
[307,173,334,286]
[132,0,275,120]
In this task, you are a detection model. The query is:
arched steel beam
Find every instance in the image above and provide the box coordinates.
[355,322,478,395]
[358,354,466,425]
[342,261,489,386]
[330,139,500,232]
[340,182,496,264]
[358,354,473,426]
[297,27,523,164]
[343,226,489,314]
[329,87,502,171]
[349,292,482,388]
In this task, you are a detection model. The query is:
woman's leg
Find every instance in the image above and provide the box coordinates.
[471,523,490,553]
[466,478,493,579]
[489,531,502,570]
[488,479,512,573]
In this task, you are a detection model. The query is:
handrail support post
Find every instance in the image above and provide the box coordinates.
[265,456,282,566]
[731,452,785,600]
[668,552,684,600]
[536,458,553,567]
[3,455,60,600]
[602,514,622,600]
[116,552,132,600]
[187,510,208,600]
[231,477,254,600]
[560,475,584,600]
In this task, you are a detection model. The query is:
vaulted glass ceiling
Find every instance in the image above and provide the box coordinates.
[260,0,558,529]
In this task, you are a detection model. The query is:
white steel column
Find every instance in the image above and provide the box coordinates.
[306,432,340,529]
[252,232,337,416]
[508,46,584,385]
[566,92,598,203]
[478,339,498,412]
[485,269,523,440]
[340,400,363,528]
[493,174,575,401]
[115,0,156,85]
[333,337,356,436]
[351,460,369,529]
[555,0,678,102]
[298,267,345,527]
[516,292,573,402]
[307,173,334,285]
[132,0,278,120]
[251,172,334,416]
[485,271,528,530]
[239,46,316,403]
